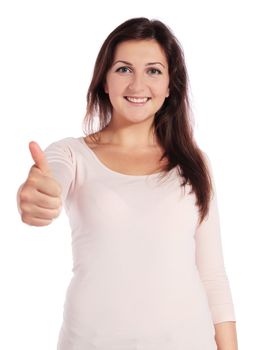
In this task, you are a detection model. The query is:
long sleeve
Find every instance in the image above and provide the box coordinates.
[194,152,236,324]
[43,138,76,207]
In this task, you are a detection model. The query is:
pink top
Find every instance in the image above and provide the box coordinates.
[43,136,236,350]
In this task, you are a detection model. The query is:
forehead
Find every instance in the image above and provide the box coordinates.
[113,39,168,64]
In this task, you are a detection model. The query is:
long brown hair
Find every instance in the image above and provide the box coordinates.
[82,17,213,226]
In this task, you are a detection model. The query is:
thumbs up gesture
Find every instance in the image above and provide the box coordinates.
[29,141,53,177]
[18,141,63,226]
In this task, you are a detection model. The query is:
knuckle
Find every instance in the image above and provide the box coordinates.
[19,188,30,202]
[19,203,25,213]
[21,213,32,225]
[19,202,27,213]
[26,176,38,187]
[30,165,39,174]
[20,202,32,215]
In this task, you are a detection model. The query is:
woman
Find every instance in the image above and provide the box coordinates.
[17,17,238,350]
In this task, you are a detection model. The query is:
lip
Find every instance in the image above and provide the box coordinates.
[124,96,151,101]
[125,96,151,99]
[124,96,151,106]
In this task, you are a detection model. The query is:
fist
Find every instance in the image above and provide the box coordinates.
[18,141,62,226]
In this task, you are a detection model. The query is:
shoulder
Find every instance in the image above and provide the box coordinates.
[44,136,77,147]
[43,136,83,152]
[43,137,83,164]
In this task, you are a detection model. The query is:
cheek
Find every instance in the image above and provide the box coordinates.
[106,77,125,95]
[154,87,169,98]
[152,79,169,94]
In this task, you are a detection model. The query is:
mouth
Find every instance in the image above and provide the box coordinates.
[124,96,151,105]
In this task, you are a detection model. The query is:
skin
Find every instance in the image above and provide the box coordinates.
[102,39,170,150]
[214,321,238,350]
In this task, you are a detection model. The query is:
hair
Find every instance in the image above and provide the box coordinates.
[82,17,214,226]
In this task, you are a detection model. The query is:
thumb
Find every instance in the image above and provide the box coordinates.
[29,141,52,176]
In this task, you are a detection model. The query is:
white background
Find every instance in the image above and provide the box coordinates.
[1,0,255,349]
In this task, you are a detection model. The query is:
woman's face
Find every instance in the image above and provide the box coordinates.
[104,39,170,125]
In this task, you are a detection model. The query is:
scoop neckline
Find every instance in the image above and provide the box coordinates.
[78,136,165,178]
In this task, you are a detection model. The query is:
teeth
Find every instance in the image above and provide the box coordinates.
[126,97,149,103]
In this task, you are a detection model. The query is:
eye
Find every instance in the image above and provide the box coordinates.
[115,66,162,75]
[115,66,131,73]
[148,68,162,75]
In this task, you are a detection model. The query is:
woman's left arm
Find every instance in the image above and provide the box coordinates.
[194,152,238,348]
[214,321,238,350]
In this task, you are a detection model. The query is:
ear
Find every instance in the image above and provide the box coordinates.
[165,88,170,98]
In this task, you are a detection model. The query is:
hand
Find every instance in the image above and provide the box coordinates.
[18,141,62,226]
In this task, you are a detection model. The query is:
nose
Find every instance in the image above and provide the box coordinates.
[127,72,147,93]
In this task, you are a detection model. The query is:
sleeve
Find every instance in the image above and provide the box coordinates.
[194,152,236,324]
[43,138,76,206]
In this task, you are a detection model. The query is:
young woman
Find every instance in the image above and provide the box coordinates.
[17,17,238,350]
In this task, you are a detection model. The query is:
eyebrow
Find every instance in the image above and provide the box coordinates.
[113,60,166,69]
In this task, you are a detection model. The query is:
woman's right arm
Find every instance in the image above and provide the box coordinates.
[17,139,75,226]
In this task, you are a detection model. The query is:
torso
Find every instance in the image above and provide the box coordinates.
[83,132,169,176]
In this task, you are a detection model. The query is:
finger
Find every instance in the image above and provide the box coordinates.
[21,214,54,227]
[21,203,61,220]
[29,141,52,176]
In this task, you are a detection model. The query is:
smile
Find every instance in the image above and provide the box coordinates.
[124,96,151,104]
